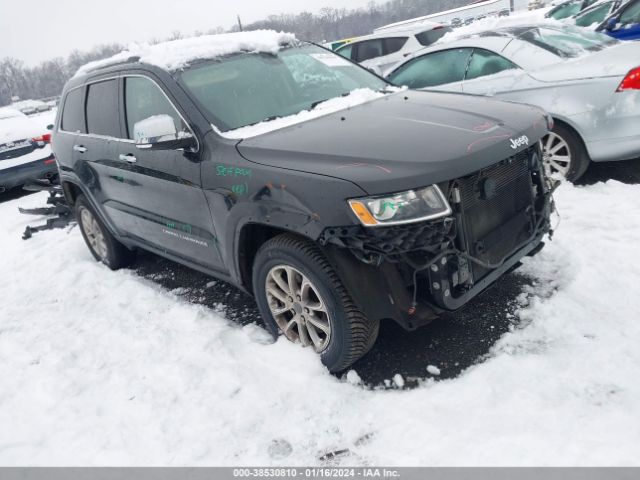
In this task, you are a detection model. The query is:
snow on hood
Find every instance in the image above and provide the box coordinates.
[75,30,296,77]
[216,88,396,140]
[0,112,44,144]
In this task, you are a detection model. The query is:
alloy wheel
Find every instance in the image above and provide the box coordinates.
[265,265,332,352]
[541,132,572,178]
[80,207,108,261]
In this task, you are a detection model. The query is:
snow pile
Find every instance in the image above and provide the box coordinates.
[218,88,389,139]
[1,180,640,465]
[75,30,296,76]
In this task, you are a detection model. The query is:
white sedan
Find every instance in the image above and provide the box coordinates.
[0,107,57,193]
[386,24,640,181]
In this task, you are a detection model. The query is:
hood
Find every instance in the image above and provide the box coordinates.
[530,42,640,83]
[237,90,547,195]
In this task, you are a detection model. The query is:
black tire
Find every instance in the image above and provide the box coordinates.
[543,123,590,183]
[252,234,379,373]
[75,194,135,270]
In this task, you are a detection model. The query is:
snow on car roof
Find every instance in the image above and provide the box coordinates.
[74,30,296,77]
[437,7,561,43]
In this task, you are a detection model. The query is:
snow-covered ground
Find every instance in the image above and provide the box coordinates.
[1,180,640,466]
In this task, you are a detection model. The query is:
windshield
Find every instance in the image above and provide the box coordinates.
[517,26,617,57]
[549,1,584,19]
[574,1,614,26]
[180,44,387,132]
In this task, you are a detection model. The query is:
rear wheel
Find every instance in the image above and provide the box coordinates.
[76,195,135,270]
[253,234,379,372]
[541,123,590,182]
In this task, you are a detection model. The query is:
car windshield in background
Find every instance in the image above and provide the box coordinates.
[514,26,617,57]
[179,44,387,132]
[549,1,584,19]
[415,26,453,46]
[574,1,615,26]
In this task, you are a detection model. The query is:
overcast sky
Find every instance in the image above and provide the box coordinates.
[1,0,374,66]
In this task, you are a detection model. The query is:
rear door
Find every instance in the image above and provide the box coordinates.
[77,78,123,218]
[110,74,222,269]
[53,87,85,180]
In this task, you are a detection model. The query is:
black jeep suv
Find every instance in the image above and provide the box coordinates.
[52,33,554,372]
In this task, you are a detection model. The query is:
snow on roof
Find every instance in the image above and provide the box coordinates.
[436,8,561,43]
[74,30,296,77]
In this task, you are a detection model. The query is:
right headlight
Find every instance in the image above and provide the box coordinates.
[348,185,452,227]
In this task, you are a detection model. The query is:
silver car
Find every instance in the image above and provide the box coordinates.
[385,24,640,181]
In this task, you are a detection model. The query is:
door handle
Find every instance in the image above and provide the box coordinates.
[119,153,137,163]
[73,145,87,153]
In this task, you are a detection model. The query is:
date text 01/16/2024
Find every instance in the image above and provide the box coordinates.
[232,468,400,478]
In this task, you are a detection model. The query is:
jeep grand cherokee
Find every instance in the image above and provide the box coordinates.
[52,31,554,372]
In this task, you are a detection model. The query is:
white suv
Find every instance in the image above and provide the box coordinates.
[335,23,452,74]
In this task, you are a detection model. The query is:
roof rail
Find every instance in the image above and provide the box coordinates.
[81,56,142,75]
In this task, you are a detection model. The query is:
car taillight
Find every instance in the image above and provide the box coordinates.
[617,67,640,91]
[32,133,52,143]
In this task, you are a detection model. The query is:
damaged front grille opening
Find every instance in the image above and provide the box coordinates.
[320,145,555,315]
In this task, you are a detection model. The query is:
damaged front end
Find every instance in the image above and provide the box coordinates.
[319,144,555,330]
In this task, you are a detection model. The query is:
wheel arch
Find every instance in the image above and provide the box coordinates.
[236,223,310,294]
[549,116,590,157]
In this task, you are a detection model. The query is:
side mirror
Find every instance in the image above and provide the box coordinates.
[134,114,197,151]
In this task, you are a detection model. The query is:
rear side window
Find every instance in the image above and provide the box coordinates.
[336,43,354,60]
[124,76,188,141]
[389,48,473,89]
[384,37,409,55]
[86,80,120,138]
[415,27,453,46]
[355,39,385,62]
[61,88,86,133]
[466,49,519,81]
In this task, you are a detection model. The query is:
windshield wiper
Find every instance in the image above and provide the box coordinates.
[242,115,282,128]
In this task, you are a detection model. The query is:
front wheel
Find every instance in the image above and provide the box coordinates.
[541,123,590,182]
[252,234,379,373]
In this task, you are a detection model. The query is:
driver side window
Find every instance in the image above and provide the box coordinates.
[389,49,473,89]
[466,49,519,81]
[124,76,188,141]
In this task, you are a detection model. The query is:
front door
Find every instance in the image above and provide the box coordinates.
[106,75,222,269]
